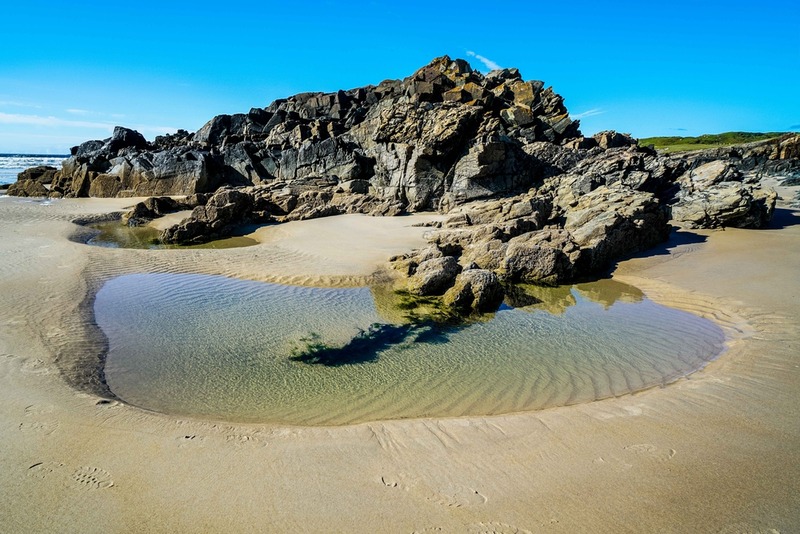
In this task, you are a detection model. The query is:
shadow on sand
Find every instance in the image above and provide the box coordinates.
[766,207,800,230]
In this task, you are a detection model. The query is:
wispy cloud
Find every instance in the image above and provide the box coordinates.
[0,100,42,109]
[466,50,502,72]
[571,108,605,120]
[0,112,115,130]
[0,112,178,137]
[789,124,800,130]
[130,123,181,136]
[670,127,688,131]
[66,109,125,120]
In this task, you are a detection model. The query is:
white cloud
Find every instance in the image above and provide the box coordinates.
[0,112,115,130]
[0,100,42,109]
[65,108,90,115]
[130,123,181,136]
[0,112,178,137]
[466,50,502,72]
[571,108,605,120]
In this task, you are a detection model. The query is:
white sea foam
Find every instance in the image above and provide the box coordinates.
[0,154,68,185]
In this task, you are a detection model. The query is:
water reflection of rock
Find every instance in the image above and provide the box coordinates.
[84,220,259,250]
[88,220,162,249]
[504,283,576,315]
[505,279,644,315]
[574,279,644,309]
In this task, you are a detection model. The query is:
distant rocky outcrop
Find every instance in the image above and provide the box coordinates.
[9,56,798,314]
[7,165,59,196]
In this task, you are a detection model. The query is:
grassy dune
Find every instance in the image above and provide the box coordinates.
[638,131,789,153]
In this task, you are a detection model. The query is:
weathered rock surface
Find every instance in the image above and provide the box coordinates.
[17,56,584,206]
[11,57,797,315]
[442,269,504,313]
[38,127,217,198]
[161,187,259,244]
[158,177,398,245]
[672,181,777,228]
[6,165,59,197]
[123,196,203,226]
[407,256,462,296]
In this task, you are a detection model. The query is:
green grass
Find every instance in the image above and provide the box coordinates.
[638,131,789,153]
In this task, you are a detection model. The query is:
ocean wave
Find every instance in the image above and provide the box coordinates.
[0,155,68,185]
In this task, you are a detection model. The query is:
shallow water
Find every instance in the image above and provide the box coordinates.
[96,273,726,425]
[86,220,259,250]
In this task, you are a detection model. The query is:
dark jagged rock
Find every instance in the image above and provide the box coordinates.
[158,178,389,245]
[122,195,207,227]
[10,57,798,301]
[161,187,259,244]
[45,127,220,198]
[20,56,583,207]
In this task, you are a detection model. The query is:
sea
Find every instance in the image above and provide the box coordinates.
[0,154,69,186]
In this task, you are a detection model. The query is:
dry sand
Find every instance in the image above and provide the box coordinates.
[0,193,798,533]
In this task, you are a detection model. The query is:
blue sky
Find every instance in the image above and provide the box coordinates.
[1,0,797,153]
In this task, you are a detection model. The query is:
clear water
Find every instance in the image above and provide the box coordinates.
[96,273,726,425]
[85,221,259,250]
[0,154,67,185]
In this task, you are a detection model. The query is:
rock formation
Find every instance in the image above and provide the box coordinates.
[8,55,797,314]
[7,165,59,197]
[11,56,584,204]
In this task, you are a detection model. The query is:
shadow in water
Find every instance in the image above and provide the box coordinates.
[289,320,459,366]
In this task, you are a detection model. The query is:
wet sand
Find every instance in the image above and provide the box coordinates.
[0,194,798,532]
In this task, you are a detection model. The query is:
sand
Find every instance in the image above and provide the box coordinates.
[0,192,798,533]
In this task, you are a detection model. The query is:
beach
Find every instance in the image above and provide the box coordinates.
[0,193,798,532]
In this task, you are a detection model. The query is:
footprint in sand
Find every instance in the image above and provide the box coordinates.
[24,404,55,417]
[71,466,114,490]
[176,434,206,448]
[225,434,266,447]
[380,474,486,507]
[379,472,415,491]
[27,461,66,480]
[18,420,59,435]
[469,522,532,534]
[20,358,50,375]
[426,483,487,508]
[624,444,676,461]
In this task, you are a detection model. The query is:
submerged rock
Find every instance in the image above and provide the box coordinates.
[442,269,504,313]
